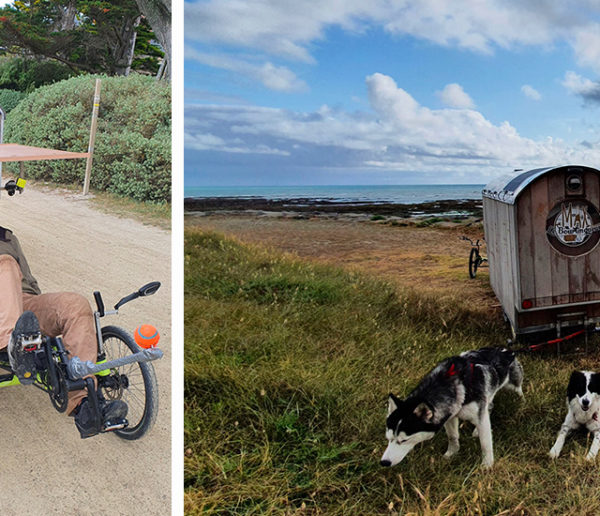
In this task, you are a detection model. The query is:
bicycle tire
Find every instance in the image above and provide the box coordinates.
[98,325,158,440]
[469,247,480,279]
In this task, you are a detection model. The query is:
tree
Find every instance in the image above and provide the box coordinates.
[0,0,164,76]
[134,0,170,80]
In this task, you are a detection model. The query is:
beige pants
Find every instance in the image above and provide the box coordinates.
[0,255,97,414]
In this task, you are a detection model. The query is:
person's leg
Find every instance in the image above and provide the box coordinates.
[22,292,97,414]
[0,255,24,349]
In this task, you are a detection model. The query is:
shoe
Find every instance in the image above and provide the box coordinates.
[74,396,128,439]
[8,311,42,385]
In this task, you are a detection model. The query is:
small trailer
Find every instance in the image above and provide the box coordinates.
[482,165,600,341]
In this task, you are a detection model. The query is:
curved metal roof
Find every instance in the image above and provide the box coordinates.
[482,165,600,205]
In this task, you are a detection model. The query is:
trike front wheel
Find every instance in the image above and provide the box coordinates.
[98,325,158,440]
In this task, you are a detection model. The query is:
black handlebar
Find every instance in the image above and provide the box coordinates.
[114,281,161,311]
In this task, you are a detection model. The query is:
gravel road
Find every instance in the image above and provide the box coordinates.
[0,185,171,515]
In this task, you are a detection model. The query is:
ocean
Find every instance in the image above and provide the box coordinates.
[184,184,484,205]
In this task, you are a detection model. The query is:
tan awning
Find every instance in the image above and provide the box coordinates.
[0,143,89,163]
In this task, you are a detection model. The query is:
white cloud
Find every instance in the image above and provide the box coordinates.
[186,73,600,176]
[185,0,377,63]
[185,130,290,155]
[562,70,600,101]
[185,46,307,93]
[521,84,541,100]
[437,83,475,108]
[571,24,600,73]
[186,0,600,72]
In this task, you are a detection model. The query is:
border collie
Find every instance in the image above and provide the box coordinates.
[549,370,600,460]
[381,347,524,469]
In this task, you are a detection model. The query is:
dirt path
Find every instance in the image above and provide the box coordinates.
[186,214,497,309]
[0,186,171,515]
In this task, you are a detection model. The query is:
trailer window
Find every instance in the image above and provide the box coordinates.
[566,174,583,195]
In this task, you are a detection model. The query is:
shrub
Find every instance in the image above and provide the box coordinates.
[5,73,171,203]
[0,57,75,92]
[0,89,26,114]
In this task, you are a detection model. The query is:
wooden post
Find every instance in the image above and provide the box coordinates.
[83,78,101,195]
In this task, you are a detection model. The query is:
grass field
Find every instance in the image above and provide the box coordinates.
[185,225,600,515]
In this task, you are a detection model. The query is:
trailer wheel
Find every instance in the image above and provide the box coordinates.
[469,247,480,279]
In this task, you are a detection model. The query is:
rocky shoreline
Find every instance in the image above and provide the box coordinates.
[184,196,483,219]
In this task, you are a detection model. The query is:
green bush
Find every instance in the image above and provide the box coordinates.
[0,57,75,92]
[0,89,26,113]
[5,74,171,203]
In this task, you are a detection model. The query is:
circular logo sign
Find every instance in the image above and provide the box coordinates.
[546,200,600,255]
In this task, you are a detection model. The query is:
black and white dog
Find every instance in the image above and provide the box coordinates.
[381,347,524,469]
[549,370,600,460]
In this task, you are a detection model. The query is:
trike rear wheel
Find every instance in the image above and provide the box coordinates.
[98,325,158,440]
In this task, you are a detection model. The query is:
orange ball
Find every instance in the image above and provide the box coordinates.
[134,324,160,348]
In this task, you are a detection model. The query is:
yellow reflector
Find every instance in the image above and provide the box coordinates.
[16,178,26,188]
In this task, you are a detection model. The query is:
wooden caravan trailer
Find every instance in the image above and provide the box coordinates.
[482,165,600,339]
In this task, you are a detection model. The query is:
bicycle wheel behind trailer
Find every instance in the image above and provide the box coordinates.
[469,247,480,279]
[98,325,158,440]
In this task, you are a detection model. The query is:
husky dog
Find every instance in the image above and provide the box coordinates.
[549,371,600,460]
[381,347,524,469]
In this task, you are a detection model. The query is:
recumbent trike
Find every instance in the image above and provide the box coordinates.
[1,281,163,440]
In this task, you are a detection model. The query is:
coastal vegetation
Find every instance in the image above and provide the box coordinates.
[5,74,171,203]
[184,223,600,514]
[185,226,600,514]
[0,0,171,204]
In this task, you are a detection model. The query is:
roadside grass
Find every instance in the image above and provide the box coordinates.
[185,228,600,515]
[88,190,170,229]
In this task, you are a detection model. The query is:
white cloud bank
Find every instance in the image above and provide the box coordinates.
[187,0,600,91]
[187,72,600,180]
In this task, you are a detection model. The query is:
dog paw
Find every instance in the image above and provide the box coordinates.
[481,458,494,469]
[549,448,560,459]
[443,449,458,459]
[586,453,597,461]
[472,427,479,438]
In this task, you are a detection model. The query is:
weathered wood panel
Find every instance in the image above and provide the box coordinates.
[484,198,504,307]
[530,176,553,300]
[507,202,520,310]
[484,197,518,325]
[584,170,600,295]
[517,188,535,304]
[547,172,569,304]
[498,201,515,314]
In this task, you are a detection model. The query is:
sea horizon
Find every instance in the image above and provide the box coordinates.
[184,184,485,205]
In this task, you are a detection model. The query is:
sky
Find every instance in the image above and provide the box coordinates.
[185,0,600,186]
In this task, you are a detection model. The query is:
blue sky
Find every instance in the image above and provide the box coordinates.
[185,1,600,186]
